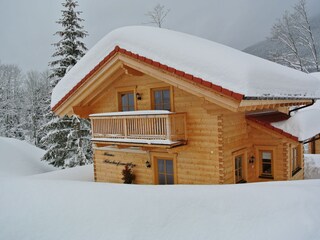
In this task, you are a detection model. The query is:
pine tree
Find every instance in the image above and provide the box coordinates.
[49,0,88,84]
[41,115,92,168]
[41,0,92,168]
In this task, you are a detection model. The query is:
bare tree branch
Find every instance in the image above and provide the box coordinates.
[145,4,170,28]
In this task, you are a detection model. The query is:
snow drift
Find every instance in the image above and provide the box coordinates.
[0,137,55,178]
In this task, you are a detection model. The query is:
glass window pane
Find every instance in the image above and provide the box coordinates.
[263,159,271,164]
[154,91,162,104]
[128,93,134,106]
[166,160,173,174]
[262,152,271,159]
[121,94,128,107]
[158,174,166,185]
[158,159,165,173]
[167,175,174,184]
[128,105,135,111]
[154,104,161,110]
[163,90,170,101]
[163,103,171,111]
[262,164,272,174]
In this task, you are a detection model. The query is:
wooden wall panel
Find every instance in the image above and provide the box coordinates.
[89,72,304,184]
[90,74,223,184]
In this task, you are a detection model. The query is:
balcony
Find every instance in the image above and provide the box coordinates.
[90,110,187,147]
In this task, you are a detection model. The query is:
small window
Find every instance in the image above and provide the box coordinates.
[119,91,135,111]
[152,88,171,111]
[292,147,301,175]
[260,150,273,178]
[157,158,174,184]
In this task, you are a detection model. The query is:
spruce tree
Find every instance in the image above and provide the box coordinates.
[49,0,88,84]
[41,0,92,168]
[41,115,92,168]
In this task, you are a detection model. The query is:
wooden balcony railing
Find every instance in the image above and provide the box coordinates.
[90,111,187,146]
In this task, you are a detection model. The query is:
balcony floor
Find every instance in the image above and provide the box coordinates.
[91,137,186,148]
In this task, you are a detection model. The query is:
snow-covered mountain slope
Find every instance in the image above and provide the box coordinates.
[0,137,55,178]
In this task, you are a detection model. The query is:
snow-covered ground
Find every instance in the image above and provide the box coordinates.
[1,137,320,240]
[0,137,55,178]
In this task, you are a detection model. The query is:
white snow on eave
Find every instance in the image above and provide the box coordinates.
[51,26,320,108]
[271,109,320,141]
[90,110,172,117]
[92,138,178,145]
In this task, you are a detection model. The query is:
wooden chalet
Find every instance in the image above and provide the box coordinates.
[51,26,320,184]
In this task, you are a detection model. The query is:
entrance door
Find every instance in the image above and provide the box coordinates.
[234,154,245,183]
[156,158,174,185]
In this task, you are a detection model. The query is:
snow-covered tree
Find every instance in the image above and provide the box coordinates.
[49,0,88,85]
[0,63,25,139]
[41,115,92,168]
[271,11,306,71]
[24,70,51,146]
[145,4,170,28]
[41,0,92,168]
[270,0,319,73]
[293,0,319,72]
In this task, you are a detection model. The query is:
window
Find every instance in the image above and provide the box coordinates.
[152,88,171,111]
[119,91,135,111]
[292,147,301,175]
[157,159,174,184]
[260,150,273,178]
[234,154,244,183]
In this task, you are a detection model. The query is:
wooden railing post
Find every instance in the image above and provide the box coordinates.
[166,115,171,141]
[123,118,128,138]
[183,114,187,140]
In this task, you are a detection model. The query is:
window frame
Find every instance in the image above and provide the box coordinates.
[255,146,276,179]
[291,146,301,176]
[151,86,174,111]
[117,87,137,112]
[259,150,274,179]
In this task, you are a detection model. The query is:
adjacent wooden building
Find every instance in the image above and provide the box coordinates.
[51,26,320,184]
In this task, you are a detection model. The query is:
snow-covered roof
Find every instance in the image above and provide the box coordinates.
[51,26,320,109]
[271,109,320,141]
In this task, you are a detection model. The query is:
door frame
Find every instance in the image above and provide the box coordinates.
[151,152,177,184]
[232,149,248,184]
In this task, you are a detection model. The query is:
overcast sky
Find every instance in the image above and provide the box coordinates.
[0,0,320,72]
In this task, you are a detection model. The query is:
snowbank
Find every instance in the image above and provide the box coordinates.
[271,109,320,141]
[1,136,320,239]
[52,26,320,108]
[31,164,94,182]
[0,137,55,178]
[305,154,320,179]
[1,178,320,240]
